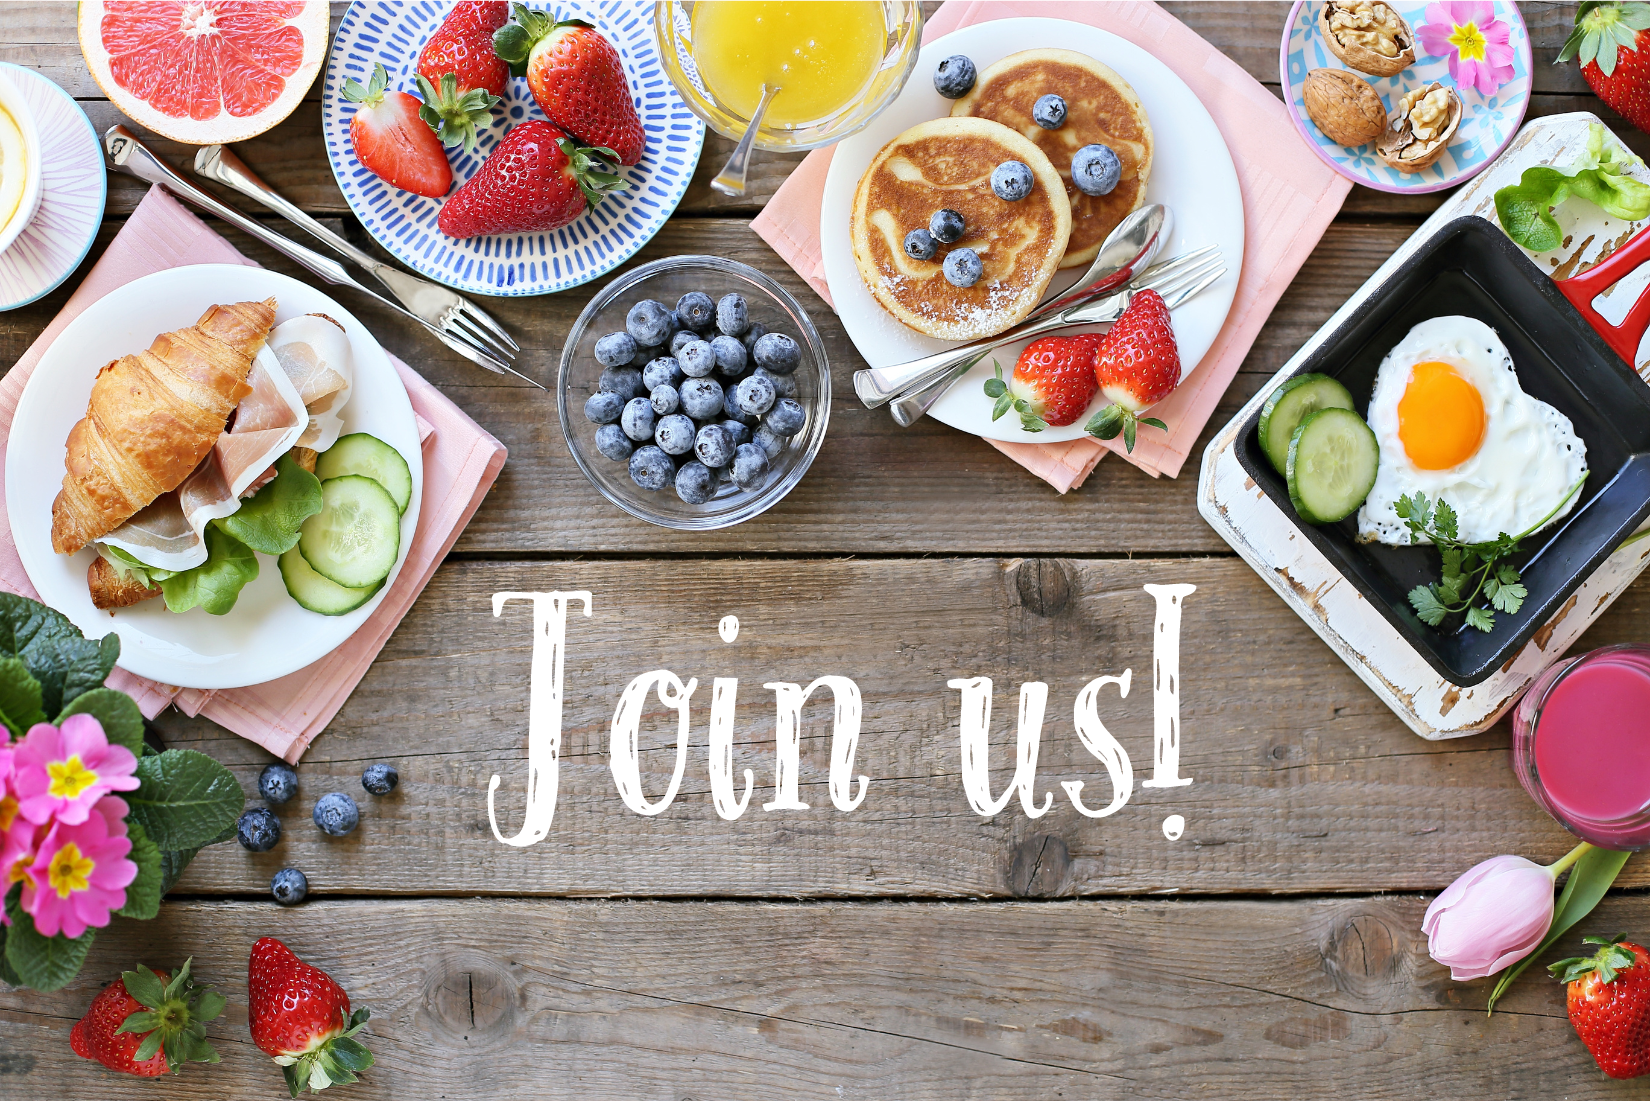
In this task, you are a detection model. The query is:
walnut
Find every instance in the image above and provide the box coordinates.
[1376,81,1463,172]
[1318,0,1416,77]
[1302,69,1387,147]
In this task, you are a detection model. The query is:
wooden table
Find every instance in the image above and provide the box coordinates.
[3,3,1645,1096]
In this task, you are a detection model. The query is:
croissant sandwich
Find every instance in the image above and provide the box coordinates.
[52,300,357,615]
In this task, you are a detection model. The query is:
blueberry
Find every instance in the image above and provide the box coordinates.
[584,391,626,425]
[722,386,758,425]
[598,366,643,401]
[943,247,983,288]
[670,329,699,356]
[271,867,308,906]
[312,792,359,837]
[710,335,747,378]
[904,228,938,261]
[930,208,965,244]
[678,340,717,378]
[764,397,806,437]
[629,445,674,490]
[679,376,725,420]
[753,366,797,399]
[740,322,768,353]
[259,762,298,805]
[655,413,697,455]
[695,423,736,468]
[237,807,282,852]
[676,291,716,330]
[642,357,685,391]
[1032,93,1067,129]
[594,331,638,367]
[1071,143,1121,196]
[752,332,801,375]
[674,460,717,503]
[594,423,635,461]
[731,442,770,488]
[621,396,657,441]
[624,299,671,345]
[736,373,777,416]
[361,763,399,796]
[650,383,680,415]
[721,419,753,447]
[629,345,661,368]
[933,54,976,98]
[753,424,785,459]
[991,160,1034,202]
[716,293,749,336]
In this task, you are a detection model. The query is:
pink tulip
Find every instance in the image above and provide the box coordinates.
[1423,853,1567,979]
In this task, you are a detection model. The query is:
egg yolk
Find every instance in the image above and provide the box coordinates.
[1397,360,1485,470]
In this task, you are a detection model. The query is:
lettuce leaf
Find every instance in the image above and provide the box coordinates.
[221,453,323,555]
[1494,123,1650,252]
[99,544,173,589]
[159,525,258,615]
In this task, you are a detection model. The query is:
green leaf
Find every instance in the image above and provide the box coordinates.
[128,749,245,851]
[56,687,145,756]
[1409,585,1448,626]
[1439,545,1464,579]
[0,656,42,740]
[160,525,258,616]
[0,926,18,986]
[220,454,324,556]
[1492,581,1528,614]
[3,888,95,992]
[1434,498,1459,542]
[195,988,227,1023]
[116,821,164,921]
[991,392,1013,422]
[121,963,166,1009]
[0,593,119,716]
[1488,846,1633,1013]
[1464,605,1496,632]
[983,377,1006,399]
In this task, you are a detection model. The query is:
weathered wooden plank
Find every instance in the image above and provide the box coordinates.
[137,555,1643,899]
[0,893,1627,1099]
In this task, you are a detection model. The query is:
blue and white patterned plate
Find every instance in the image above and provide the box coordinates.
[1281,0,1531,194]
[323,0,705,297]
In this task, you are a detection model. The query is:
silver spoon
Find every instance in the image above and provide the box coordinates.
[710,84,780,197]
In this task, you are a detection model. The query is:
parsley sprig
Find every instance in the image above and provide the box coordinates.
[1396,476,1585,633]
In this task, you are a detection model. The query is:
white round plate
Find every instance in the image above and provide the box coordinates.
[323,0,706,297]
[7,265,423,690]
[0,63,105,312]
[821,17,1244,444]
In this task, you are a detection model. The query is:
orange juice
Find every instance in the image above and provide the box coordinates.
[690,1,887,128]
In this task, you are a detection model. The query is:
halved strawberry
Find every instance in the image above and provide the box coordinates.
[341,63,452,198]
[1087,288,1179,452]
[493,5,646,165]
[985,334,1102,431]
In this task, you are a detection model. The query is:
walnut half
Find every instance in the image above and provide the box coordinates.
[1303,69,1387,147]
[1376,82,1463,172]
[1318,0,1416,77]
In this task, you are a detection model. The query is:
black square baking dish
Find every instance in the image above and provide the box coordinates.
[1234,215,1650,687]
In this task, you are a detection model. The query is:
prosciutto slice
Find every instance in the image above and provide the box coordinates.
[269,314,353,451]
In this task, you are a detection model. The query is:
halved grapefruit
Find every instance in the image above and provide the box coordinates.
[79,1,329,144]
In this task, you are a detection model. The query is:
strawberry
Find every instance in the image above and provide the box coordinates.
[493,5,646,165]
[70,959,223,1077]
[985,334,1102,431]
[1560,3,1650,135]
[1086,288,1178,453]
[248,937,373,1097]
[437,119,626,239]
[418,1,511,98]
[341,63,453,199]
[1551,933,1650,1079]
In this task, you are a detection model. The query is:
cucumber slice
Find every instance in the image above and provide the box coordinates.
[280,547,382,615]
[298,475,401,588]
[1286,408,1380,525]
[1260,373,1356,476]
[315,433,413,514]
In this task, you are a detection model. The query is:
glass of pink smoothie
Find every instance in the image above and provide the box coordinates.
[1512,644,1650,849]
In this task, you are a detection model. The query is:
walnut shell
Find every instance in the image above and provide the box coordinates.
[1376,82,1463,172]
[1318,0,1416,77]
[1303,68,1387,147]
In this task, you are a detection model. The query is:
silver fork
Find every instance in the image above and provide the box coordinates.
[194,144,519,362]
[870,246,1223,425]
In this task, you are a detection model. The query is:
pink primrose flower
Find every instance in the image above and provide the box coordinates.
[11,715,139,827]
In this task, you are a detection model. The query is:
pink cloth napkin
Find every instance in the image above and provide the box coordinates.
[0,185,507,763]
[752,0,1351,491]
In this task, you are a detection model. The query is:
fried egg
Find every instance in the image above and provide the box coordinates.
[1357,316,1587,546]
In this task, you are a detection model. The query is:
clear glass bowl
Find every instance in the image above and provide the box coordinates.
[558,256,830,530]
[654,0,924,152]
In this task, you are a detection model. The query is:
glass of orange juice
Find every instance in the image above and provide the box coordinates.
[655,1,923,151]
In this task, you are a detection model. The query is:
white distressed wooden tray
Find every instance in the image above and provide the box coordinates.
[1199,112,1650,739]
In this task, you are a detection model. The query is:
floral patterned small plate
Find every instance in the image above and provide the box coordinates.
[1281,0,1532,193]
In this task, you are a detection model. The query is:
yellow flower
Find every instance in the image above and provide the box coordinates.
[46,841,94,899]
[0,794,16,831]
[1449,20,1487,62]
[47,754,98,800]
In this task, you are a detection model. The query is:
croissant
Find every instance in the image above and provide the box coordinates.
[51,298,276,555]
[87,556,161,611]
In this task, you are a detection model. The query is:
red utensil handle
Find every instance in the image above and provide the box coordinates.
[1556,226,1650,368]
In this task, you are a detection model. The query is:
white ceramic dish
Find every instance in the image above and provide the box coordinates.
[0,69,44,262]
[820,17,1244,443]
[7,265,423,690]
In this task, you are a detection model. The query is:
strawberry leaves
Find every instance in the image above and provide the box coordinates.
[556,138,628,207]
[274,1008,373,1097]
[1560,1,1650,76]
[415,72,500,155]
[115,959,224,1071]
[1085,404,1167,453]
[983,361,1047,432]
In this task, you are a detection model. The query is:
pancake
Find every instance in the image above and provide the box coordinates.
[953,49,1152,270]
[850,116,1071,342]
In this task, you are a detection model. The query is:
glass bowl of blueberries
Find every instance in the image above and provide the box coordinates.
[558,255,831,530]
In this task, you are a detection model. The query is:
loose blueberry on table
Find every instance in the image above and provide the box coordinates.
[259,762,299,805]
[238,807,282,853]
[313,792,360,837]
[361,763,399,796]
[271,867,309,906]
